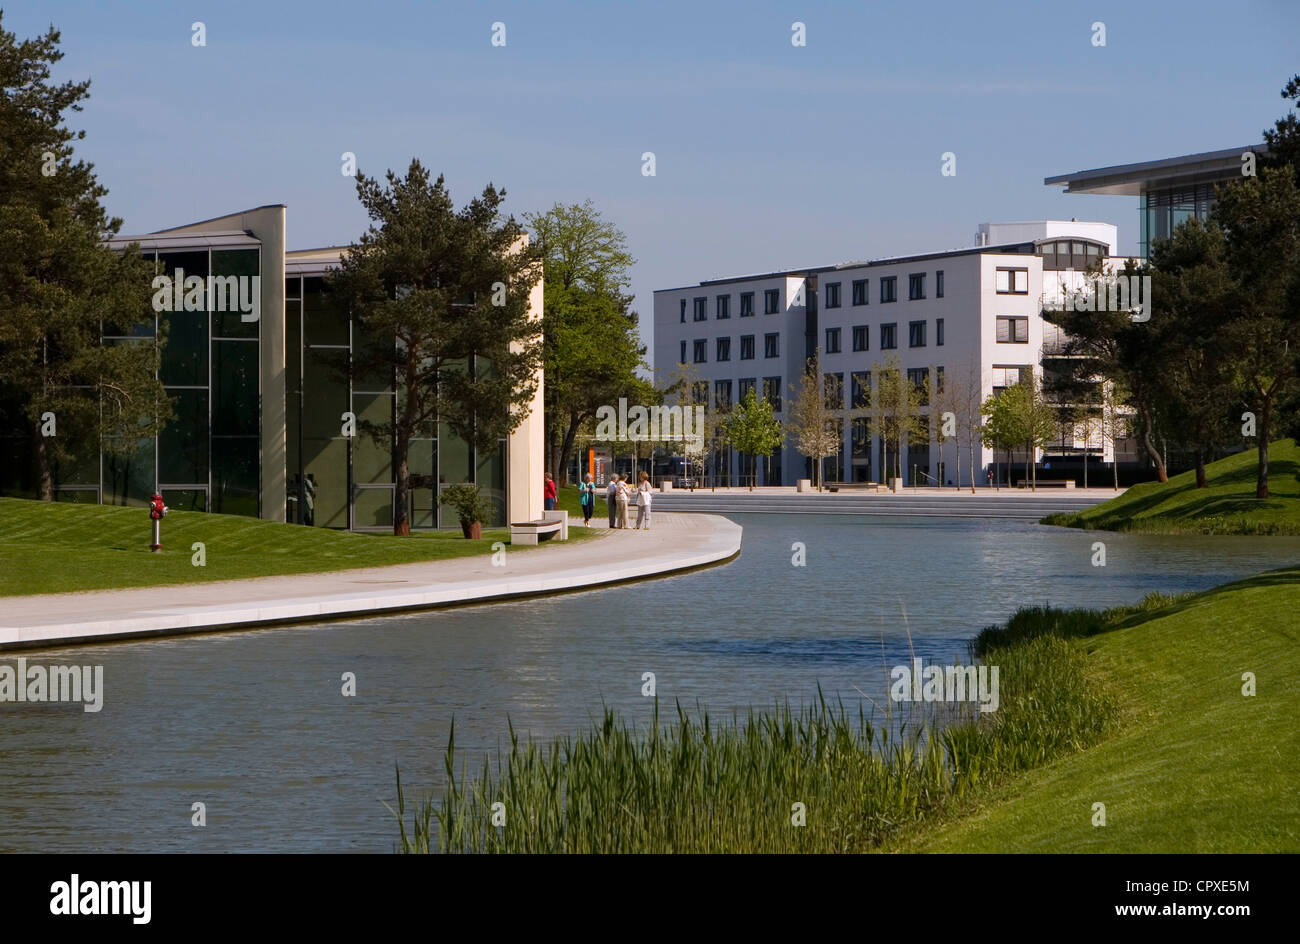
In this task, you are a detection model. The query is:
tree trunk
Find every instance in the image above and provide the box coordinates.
[394,440,411,536]
[394,363,416,536]
[1083,441,1088,489]
[33,422,53,501]
[1194,447,1207,489]
[1139,405,1168,482]
[1256,399,1271,499]
[557,409,584,486]
[969,434,976,493]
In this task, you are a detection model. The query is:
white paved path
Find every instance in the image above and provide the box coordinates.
[0,513,740,651]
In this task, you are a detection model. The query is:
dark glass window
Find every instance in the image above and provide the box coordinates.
[212,340,259,436]
[715,379,732,410]
[740,335,755,360]
[763,376,782,412]
[211,435,259,517]
[851,371,871,409]
[936,270,944,298]
[716,294,730,318]
[764,289,780,314]
[693,339,707,363]
[739,377,756,400]
[680,340,687,363]
[764,333,780,358]
[716,336,731,361]
[880,323,897,349]
[908,273,926,300]
[936,317,945,346]
[852,279,868,306]
[158,389,209,484]
[852,325,869,352]
[907,367,930,406]
[740,292,755,316]
[693,297,707,321]
[880,277,897,303]
[305,277,347,345]
[909,320,926,347]
[210,248,260,339]
[160,308,207,386]
[824,282,841,308]
[823,372,844,410]
[825,327,841,354]
[680,299,686,323]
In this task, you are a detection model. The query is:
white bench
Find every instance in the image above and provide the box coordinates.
[509,510,569,546]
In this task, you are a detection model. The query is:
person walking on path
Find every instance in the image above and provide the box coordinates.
[605,475,619,527]
[577,473,596,526]
[543,472,557,511]
[634,471,653,529]
[614,474,631,529]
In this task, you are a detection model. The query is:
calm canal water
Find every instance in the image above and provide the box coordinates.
[3,513,1298,852]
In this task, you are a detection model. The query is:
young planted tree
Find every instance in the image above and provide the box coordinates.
[981,387,1025,489]
[0,16,172,500]
[725,388,783,492]
[948,357,984,492]
[870,354,926,483]
[524,201,643,483]
[786,353,841,490]
[329,161,543,535]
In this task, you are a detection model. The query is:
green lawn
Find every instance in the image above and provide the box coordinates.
[1044,438,1300,534]
[0,496,598,596]
[893,568,1300,852]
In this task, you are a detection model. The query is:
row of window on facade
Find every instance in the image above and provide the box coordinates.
[699,366,948,413]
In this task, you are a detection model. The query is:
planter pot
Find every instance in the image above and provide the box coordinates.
[889,477,903,493]
[797,478,812,493]
[461,520,482,539]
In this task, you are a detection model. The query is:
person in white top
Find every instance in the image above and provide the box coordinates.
[634,471,653,529]
[614,474,631,529]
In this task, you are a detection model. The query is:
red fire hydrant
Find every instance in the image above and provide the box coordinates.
[149,493,168,552]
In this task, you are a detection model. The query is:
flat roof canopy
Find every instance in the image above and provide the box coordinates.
[1045,145,1263,196]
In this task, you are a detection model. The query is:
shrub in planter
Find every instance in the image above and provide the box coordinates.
[437,483,495,538]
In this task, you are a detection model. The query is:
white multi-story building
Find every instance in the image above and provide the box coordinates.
[652,221,1119,486]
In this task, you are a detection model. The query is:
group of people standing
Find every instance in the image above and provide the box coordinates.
[574,472,653,529]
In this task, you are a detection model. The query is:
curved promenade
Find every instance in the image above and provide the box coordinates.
[652,486,1113,518]
[0,513,740,652]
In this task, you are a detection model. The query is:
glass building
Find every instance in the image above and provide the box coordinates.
[1045,145,1260,258]
[0,206,544,529]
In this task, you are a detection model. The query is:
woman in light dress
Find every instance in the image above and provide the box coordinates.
[634,471,653,529]
[614,474,631,529]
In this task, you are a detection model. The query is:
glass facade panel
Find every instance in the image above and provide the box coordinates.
[160,308,207,386]
[103,436,155,507]
[212,340,259,436]
[305,277,349,346]
[210,249,260,338]
[352,392,394,484]
[162,488,206,512]
[409,438,437,527]
[353,487,394,529]
[211,435,259,517]
[476,443,507,527]
[158,388,209,484]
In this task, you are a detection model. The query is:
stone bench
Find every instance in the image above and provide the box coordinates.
[509,510,569,545]
[826,482,886,493]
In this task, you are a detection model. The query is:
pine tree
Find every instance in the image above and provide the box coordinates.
[0,15,170,500]
[328,161,544,535]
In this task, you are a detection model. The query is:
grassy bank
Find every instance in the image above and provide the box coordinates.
[0,496,598,596]
[393,570,1299,853]
[1043,439,1300,534]
[894,568,1300,852]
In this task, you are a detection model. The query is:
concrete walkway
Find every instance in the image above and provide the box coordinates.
[0,513,741,652]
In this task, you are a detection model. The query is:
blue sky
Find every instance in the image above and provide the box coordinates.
[13,0,1300,356]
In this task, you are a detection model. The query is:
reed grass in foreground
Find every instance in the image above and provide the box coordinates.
[390,620,1121,853]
